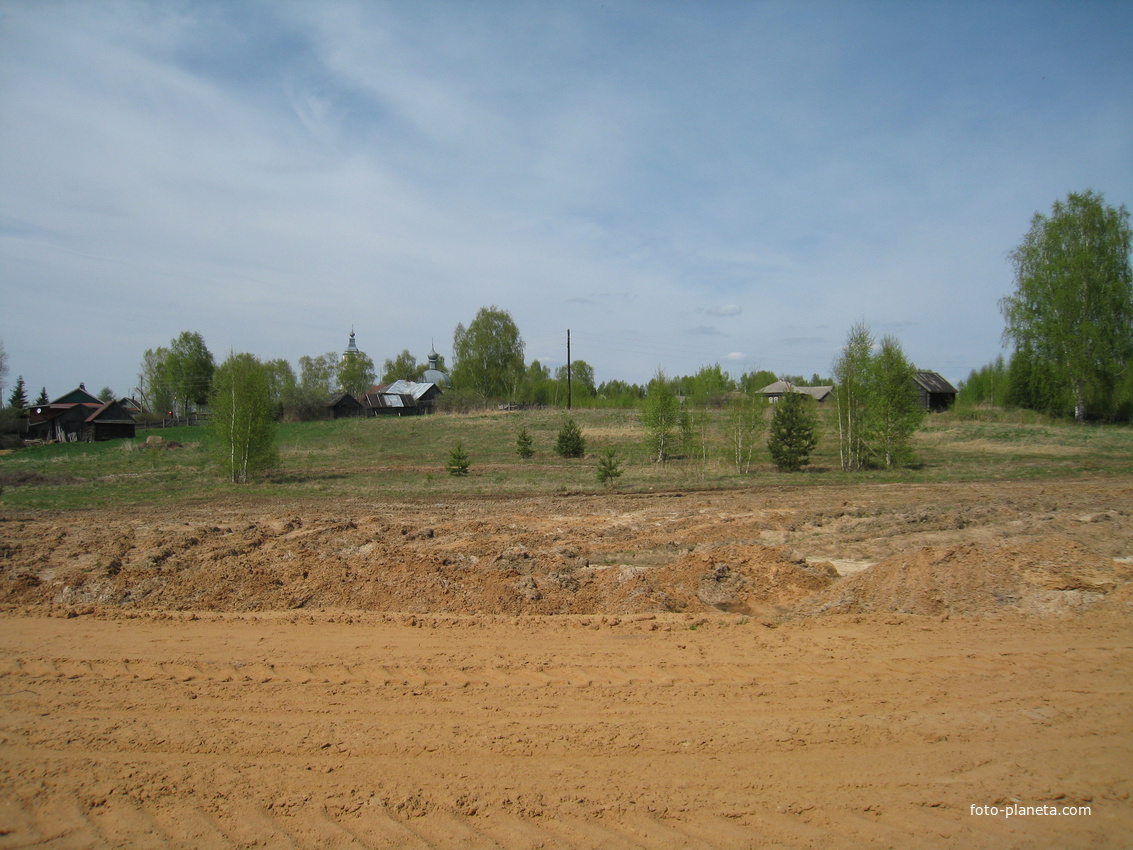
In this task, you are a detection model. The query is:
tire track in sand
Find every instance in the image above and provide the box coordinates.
[1,656,767,689]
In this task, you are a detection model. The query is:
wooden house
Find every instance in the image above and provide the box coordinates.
[326,392,364,419]
[26,385,136,442]
[913,371,958,412]
[83,400,138,441]
[363,387,424,416]
[362,380,442,416]
[758,380,833,404]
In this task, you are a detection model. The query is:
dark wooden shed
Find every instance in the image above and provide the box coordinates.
[913,371,958,412]
[84,400,137,441]
[327,392,364,419]
[363,390,424,416]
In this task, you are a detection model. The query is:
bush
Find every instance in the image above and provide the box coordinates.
[0,408,25,449]
[641,371,682,463]
[596,447,623,487]
[516,426,535,459]
[555,417,586,458]
[446,442,471,476]
[767,392,819,472]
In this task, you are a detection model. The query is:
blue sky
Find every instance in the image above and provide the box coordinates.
[1,0,1130,399]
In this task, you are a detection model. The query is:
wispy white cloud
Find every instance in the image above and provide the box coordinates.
[1,1,1130,395]
[704,305,742,318]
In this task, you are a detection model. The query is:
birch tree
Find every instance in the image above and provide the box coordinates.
[1000,190,1133,421]
[641,370,682,463]
[726,392,767,473]
[870,335,924,468]
[832,323,874,471]
[209,352,278,484]
[451,306,525,404]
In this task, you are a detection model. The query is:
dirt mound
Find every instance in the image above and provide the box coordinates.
[3,480,1131,620]
[800,536,1133,617]
[0,470,84,487]
[584,543,836,617]
[0,512,834,616]
[657,544,837,615]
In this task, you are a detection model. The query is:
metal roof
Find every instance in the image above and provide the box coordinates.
[383,379,437,401]
[759,381,833,400]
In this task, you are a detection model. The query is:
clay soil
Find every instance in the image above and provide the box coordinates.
[1,477,1132,848]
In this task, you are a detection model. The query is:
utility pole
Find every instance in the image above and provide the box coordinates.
[566,329,572,410]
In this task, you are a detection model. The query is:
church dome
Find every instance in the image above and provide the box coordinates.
[422,344,451,387]
[342,328,360,361]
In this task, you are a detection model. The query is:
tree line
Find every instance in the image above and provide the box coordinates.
[129,312,816,424]
[2,187,1127,474]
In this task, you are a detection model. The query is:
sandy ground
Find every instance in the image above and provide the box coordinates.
[1,477,1131,848]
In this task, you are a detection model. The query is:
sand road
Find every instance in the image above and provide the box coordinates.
[1,609,1129,849]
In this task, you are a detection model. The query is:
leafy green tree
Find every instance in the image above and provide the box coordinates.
[767,390,819,472]
[555,417,586,458]
[34,387,49,406]
[97,386,115,403]
[209,352,278,484]
[338,350,376,398]
[686,363,735,403]
[869,335,924,468]
[596,379,645,406]
[641,370,684,463]
[138,347,173,416]
[1000,190,1133,421]
[726,391,768,474]
[451,306,525,404]
[262,359,297,419]
[833,323,875,471]
[1005,343,1066,414]
[299,353,338,394]
[554,360,597,405]
[382,349,422,383]
[165,331,215,418]
[739,369,778,395]
[958,356,1009,408]
[274,353,337,421]
[7,376,28,411]
[518,360,553,405]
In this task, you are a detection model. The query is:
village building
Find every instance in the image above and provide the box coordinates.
[760,373,957,412]
[362,379,443,416]
[913,371,958,412]
[326,392,365,419]
[26,384,137,442]
[361,342,450,416]
[421,344,452,388]
[759,380,834,404]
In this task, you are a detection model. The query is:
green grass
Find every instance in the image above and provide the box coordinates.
[1,406,1130,510]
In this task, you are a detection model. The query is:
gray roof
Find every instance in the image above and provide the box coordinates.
[759,381,833,401]
[913,371,957,394]
[384,379,438,401]
[422,368,451,387]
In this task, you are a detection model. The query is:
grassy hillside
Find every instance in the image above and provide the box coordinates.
[0,406,1130,510]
